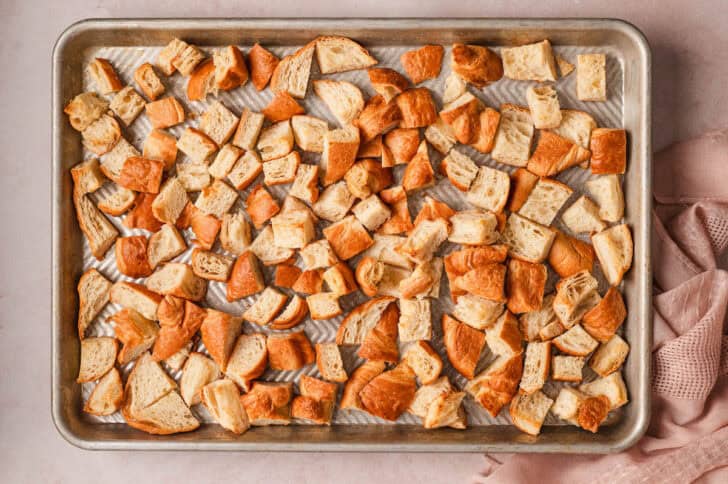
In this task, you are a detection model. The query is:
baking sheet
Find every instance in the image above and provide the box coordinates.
[81,43,622,426]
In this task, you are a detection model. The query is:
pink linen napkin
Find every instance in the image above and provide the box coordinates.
[475,130,728,484]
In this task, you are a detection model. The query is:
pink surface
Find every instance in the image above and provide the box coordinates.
[1,1,727,483]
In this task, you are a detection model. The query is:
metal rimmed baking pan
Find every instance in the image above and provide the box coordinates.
[52,18,652,452]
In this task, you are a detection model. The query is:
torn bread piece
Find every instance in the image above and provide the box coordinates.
[225,333,267,392]
[110,86,145,126]
[336,297,396,345]
[145,263,207,302]
[267,331,315,370]
[250,225,294,266]
[368,67,409,103]
[177,128,217,164]
[77,337,118,383]
[190,249,233,282]
[561,196,607,234]
[300,239,339,271]
[180,352,220,406]
[485,311,522,357]
[323,215,374,260]
[312,181,354,222]
[82,114,121,156]
[243,287,288,325]
[315,342,348,382]
[453,294,504,331]
[518,293,558,342]
[134,62,164,101]
[109,281,161,321]
[355,94,402,142]
[313,79,365,126]
[440,92,481,144]
[263,151,301,186]
[425,118,457,155]
[271,210,315,249]
[399,258,443,299]
[208,144,242,180]
[118,156,164,194]
[396,218,448,264]
[73,190,119,260]
[112,308,159,365]
[400,44,444,84]
[64,92,108,131]
[501,40,557,82]
[176,162,211,192]
[194,179,238,219]
[224,251,263,301]
[509,391,554,436]
[465,353,523,417]
[270,42,315,98]
[291,115,328,153]
[143,129,177,169]
[307,292,343,320]
[466,165,510,213]
[592,224,633,286]
[500,213,556,263]
[249,43,280,91]
[145,97,185,130]
[199,100,239,147]
[240,381,292,426]
[507,259,547,314]
[321,125,360,186]
[553,324,599,356]
[585,175,625,223]
[424,390,467,430]
[201,379,250,434]
[232,109,265,152]
[401,140,434,193]
[470,107,501,154]
[443,72,467,104]
[378,186,413,235]
[323,262,358,296]
[257,120,294,162]
[527,131,592,177]
[84,367,124,416]
[526,85,561,130]
[518,177,573,226]
[556,55,575,77]
[398,298,432,342]
[100,136,138,184]
[213,45,248,90]
[352,194,391,231]
[548,231,596,279]
[403,340,442,385]
[227,151,262,191]
[577,53,607,102]
[115,235,153,278]
[408,376,452,420]
[355,257,385,297]
[491,104,534,167]
[71,158,105,196]
[77,269,112,339]
[413,196,456,227]
[88,58,123,94]
[451,43,503,87]
[292,375,337,425]
[341,361,386,411]
[453,262,507,303]
[364,234,415,270]
[549,109,597,150]
[345,158,392,198]
[442,314,486,379]
[552,270,600,329]
[590,128,627,175]
[396,88,437,128]
[382,128,420,167]
[152,297,206,362]
[440,149,478,191]
[359,364,417,421]
[270,295,308,330]
[315,35,377,73]
[519,341,551,394]
[245,184,280,229]
[552,355,585,382]
[582,287,627,342]
[507,168,539,213]
[151,178,188,224]
[186,59,216,102]
[289,163,320,204]
[589,334,630,377]
[166,40,204,76]
[263,91,305,122]
[579,372,629,410]
[199,310,243,373]
[293,269,323,295]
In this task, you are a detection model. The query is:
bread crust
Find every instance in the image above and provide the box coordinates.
[213,45,248,90]
[442,314,486,379]
[359,364,417,421]
[153,297,206,361]
[456,263,507,303]
[451,43,504,87]
[368,67,410,103]
[345,159,393,199]
[115,235,153,278]
[200,309,243,372]
[402,140,435,193]
[248,43,280,91]
[323,215,374,261]
[412,196,456,227]
[355,94,402,142]
[548,231,596,278]
[266,331,315,370]
[77,268,112,338]
[226,251,265,301]
[355,256,384,297]
[245,185,281,229]
[506,259,547,314]
[84,367,124,416]
[134,62,165,101]
[466,354,524,417]
[262,91,305,122]
[440,93,482,144]
[240,381,292,425]
[590,128,627,175]
[186,59,216,101]
[576,395,610,433]
[341,360,386,410]
[143,129,178,168]
[470,108,501,154]
[112,308,159,365]
[378,186,413,235]
[270,295,309,330]
[89,58,123,93]
[323,262,358,296]
[507,168,539,212]
[118,157,164,194]
[292,269,324,295]
[396,88,437,128]
[145,97,185,129]
[582,287,627,342]
[400,44,444,84]
[357,301,400,363]
[527,131,591,177]
[314,35,378,74]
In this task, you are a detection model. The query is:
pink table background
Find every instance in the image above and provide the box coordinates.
[1,1,726,482]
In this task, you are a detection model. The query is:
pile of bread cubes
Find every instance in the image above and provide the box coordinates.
[68,35,632,437]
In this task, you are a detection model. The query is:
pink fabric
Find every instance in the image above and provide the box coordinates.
[475,130,728,484]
